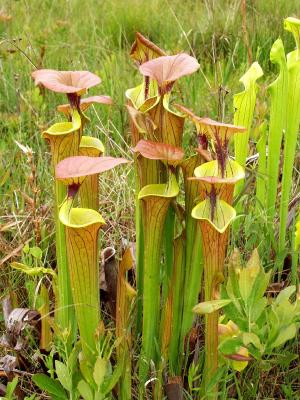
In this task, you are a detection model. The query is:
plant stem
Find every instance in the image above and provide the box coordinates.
[200,222,228,399]
[135,179,144,337]
[266,39,287,222]
[139,196,171,389]
[278,51,300,263]
[180,155,203,352]
[168,235,185,374]
[60,199,104,359]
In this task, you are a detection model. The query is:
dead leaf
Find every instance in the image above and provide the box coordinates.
[0,355,17,371]
[165,376,183,400]
[0,11,12,22]
[102,247,118,318]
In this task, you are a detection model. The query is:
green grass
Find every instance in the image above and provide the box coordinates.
[0,1,300,398]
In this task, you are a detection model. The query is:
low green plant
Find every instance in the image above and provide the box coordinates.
[33,331,123,400]
[220,249,300,366]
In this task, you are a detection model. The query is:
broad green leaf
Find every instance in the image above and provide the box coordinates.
[275,285,296,305]
[23,243,30,254]
[245,248,261,278]
[234,62,263,195]
[6,377,18,398]
[93,357,107,388]
[268,307,280,338]
[251,297,267,322]
[55,361,72,392]
[77,380,93,400]
[239,268,253,304]
[80,359,95,389]
[272,323,297,348]
[191,198,236,233]
[219,337,242,355]
[68,341,82,375]
[226,249,242,310]
[32,374,67,399]
[29,246,43,259]
[193,299,232,314]
[239,249,262,304]
[242,332,263,351]
[266,38,288,219]
[247,270,271,310]
[102,359,124,396]
[272,298,296,326]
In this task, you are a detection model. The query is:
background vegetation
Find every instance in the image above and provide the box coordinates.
[0,0,299,398]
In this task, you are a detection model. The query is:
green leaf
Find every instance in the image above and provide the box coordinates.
[247,269,271,311]
[251,297,267,322]
[32,374,67,399]
[93,357,107,388]
[80,359,95,389]
[68,341,81,375]
[102,359,124,396]
[242,332,263,352]
[77,380,93,400]
[219,337,242,355]
[55,361,72,392]
[272,323,297,348]
[30,246,43,260]
[192,299,232,315]
[6,377,18,398]
[275,285,296,305]
[272,352,298,368]
[23,243,30,254]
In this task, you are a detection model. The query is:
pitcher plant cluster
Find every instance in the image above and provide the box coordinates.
[10,17,300,400]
